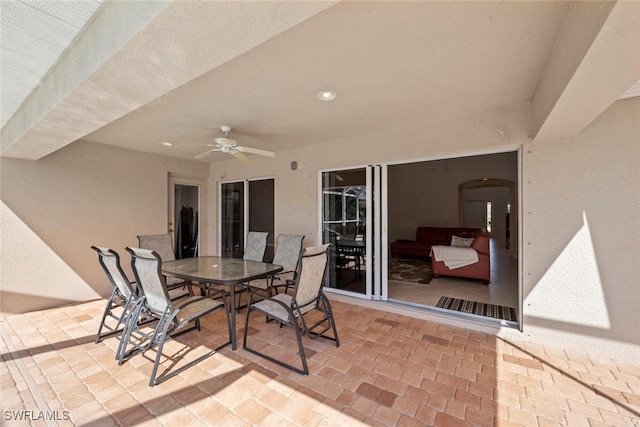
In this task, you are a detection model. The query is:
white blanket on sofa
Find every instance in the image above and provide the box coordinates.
[431,245,479,269]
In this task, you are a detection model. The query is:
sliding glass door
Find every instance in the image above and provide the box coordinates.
[220,178,274,260]
[320,166,387,299]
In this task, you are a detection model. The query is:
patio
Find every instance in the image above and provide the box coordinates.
[2,298,639,426]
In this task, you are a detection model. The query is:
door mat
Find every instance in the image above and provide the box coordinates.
[435,296,517,321]
[388,258,433,285]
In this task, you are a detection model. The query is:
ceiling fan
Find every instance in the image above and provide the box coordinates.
[194,125,275,164]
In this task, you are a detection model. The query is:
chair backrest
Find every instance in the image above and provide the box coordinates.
[92,246,136,299]
[126,247,171,316]
[243,231,269,262]
[137,234,176,262]
[272,234,305,273]
[292,244,331,308]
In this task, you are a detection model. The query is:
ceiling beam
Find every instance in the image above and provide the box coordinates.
[1,1,338,160]
[532,1,640,141]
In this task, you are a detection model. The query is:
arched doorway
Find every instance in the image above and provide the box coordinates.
[459,178,517,256]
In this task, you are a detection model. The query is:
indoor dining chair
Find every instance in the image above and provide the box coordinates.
[242,244,340,375]
[118,247,231,386]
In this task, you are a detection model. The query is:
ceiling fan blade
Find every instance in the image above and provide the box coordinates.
[236,146,275,158]
[231,151,251,164]
[194,149,215,160]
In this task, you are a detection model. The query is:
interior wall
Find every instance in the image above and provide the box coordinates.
[387,153,517,243]
[462,186,510,238]
[0,140,208,314]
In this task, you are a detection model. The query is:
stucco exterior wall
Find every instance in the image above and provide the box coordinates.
[0,141,208,314]
[517,98,640,358]
[1,99,638,360]
[207,100,640,360]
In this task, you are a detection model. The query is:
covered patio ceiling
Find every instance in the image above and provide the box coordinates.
[1,1,639,162]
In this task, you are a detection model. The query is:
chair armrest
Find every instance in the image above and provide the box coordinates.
[470,233,490,255]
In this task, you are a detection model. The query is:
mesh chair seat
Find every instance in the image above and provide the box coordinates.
[251,293,315,321]
[174,296,225,325]
[243,244,339,375]
[138,233,194,291]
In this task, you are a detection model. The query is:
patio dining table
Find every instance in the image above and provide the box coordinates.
[162,256,283,350]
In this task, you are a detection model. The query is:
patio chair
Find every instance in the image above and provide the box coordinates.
[243,231,269,262]
[226,231,269,310]
[137,234,194,290]
[248,234,305,297]
[242,244,340,375]
[92,246,191,347]
[118,247,231,386]
[91,246,138,343]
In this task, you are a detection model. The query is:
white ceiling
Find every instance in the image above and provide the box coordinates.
[0,0,104,126]
[1,1,639,163]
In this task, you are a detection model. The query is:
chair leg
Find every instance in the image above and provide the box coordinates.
[117,300,162,365]
[243,296,309,376]
[149,305,231,387]
[116,299,145,364]
[303,294,340,347]
[95,289,118,343]
[149,316,174,387]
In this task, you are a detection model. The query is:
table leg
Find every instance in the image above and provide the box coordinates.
[229,284,237,350]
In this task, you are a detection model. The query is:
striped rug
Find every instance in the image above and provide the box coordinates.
[435,296,517,322]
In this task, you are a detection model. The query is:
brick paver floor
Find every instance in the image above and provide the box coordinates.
[1,298,639,426]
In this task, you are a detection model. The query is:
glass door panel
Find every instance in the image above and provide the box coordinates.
[321,169,368,295]
[220,179,275,260]
[249,179,275,261]
[221,182,244,258]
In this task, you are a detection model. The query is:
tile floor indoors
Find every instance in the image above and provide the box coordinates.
[2,296,639,426]
[389,238,518,309]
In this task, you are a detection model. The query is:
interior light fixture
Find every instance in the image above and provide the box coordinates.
[160,141,173,146]
[317,91,337,101]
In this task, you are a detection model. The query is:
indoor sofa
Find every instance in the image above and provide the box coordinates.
[431,232,490,284]
[390,226,480,260]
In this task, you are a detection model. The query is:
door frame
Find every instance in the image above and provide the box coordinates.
[168,174,206,258]
[318,147,522,329]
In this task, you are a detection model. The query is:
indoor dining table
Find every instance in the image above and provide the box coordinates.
[162,256,283,350]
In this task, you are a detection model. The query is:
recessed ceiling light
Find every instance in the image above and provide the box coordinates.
[317,91,337,101]
[160,141,173,146]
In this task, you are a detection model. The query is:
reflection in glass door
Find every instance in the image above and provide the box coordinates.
[321,169,369,295]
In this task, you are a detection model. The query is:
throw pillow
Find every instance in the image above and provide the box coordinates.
[451,235,474,248]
